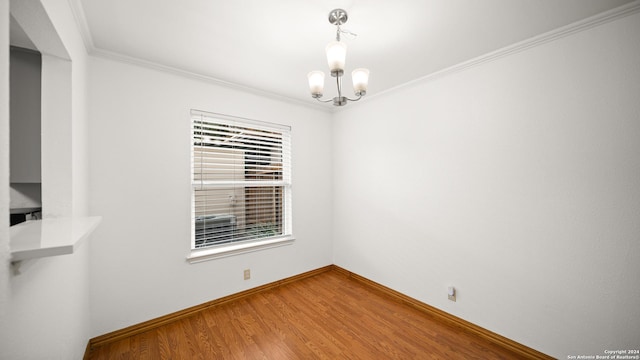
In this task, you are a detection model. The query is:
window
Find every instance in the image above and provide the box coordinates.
[189,110,292,261]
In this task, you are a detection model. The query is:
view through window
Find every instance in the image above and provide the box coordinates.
[191,111,292,250]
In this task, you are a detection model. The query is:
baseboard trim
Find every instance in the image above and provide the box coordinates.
[87,264,553,359]
[83,341,91,360]
[331,265,554,360]
[87,265,334,351]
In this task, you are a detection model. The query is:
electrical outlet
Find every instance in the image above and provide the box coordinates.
[243,269,251,280]
[448,286,456,302]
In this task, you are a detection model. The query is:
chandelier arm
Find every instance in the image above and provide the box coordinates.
[315,97,333,103]
[336,75,342,99]
[345,94,363,102]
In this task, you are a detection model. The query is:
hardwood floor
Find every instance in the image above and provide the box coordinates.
[88,269,534,359]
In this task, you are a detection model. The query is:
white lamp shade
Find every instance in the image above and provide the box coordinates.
[326,41,347,72]
[307,71,325,95]
[352,68,370,93]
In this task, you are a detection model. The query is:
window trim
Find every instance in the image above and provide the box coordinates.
[187,235,295,263]
[188,110,293,263]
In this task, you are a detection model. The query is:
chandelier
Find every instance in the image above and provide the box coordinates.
[307,9,370,106]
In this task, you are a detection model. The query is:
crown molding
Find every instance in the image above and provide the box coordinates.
[368,0,640,102]
[65,0,330,113]
[67,0,94,51]
[89,47,333,113]
[67,0,639,112]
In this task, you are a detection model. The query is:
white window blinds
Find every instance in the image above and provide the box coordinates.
[191,111,292,249]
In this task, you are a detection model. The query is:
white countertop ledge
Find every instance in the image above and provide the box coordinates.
[10,216,102,262]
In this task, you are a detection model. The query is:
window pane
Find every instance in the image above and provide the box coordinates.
[191,111,291,250]
[194,186,283,248]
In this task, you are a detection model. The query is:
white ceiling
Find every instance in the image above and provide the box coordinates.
[73,0,633,106]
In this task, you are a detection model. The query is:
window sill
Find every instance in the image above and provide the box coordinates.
[187,235,294,264]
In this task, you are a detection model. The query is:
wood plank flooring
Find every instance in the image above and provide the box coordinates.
[88,269,528,359]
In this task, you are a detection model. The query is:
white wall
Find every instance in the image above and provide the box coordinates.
[87,56,333,336]
[0,0,92,359]
[332,11,640,359]
[0,0,11,335]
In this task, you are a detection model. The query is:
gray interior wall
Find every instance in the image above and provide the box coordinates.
[9,46,40,184]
